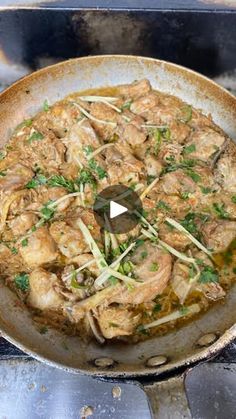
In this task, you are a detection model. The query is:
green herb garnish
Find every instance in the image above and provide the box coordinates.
[149,262,159,272]
[28,131,44,143]
[156,200,170,211]
[83,145,94,156]
[14,272,29,291]
[198,266,219,283]
[40,200,55,221]
[88,158,107,179]
[178,105,192,123]
[136,324,149,335]
[183,144,196,155]
[48,175,76,193]
[43,99,49,112]
[39,326,48,334]
[153,303,162,313]
[26,174,47,189]
[21,238,28,247]
[16,119,33,130]
[0,171,6,177]
[121,100,132,111]
[181,213,198,235]
[201,186,212,194]
[140,250,148,260]
[179,306,189,315]
[231,195,236,204]
[212,203,229,219]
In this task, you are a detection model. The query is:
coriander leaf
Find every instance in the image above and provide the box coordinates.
[0,171,6,177]
[153,303,162,313]
[231,195,236,204]
[156,200,170,211]
[0,151,6,161]
[201,186,212,194]
[21,238,28,247]
[185,169,201,183]
[198,266,219,283]
[16,119,33,130]
[147,175,156,185]
[83,145,94,156]
[180,191,190,200]
[140,250,148,260]
[179,306,189,315]
[14,272,29,291]
[121,100,132,111]
[11,247,18,255]
[183,144,196,155]
[39,326,48,334]
[212,203,229,219]
[26,174,47,189]
[40,200,55,221]
[43,99,49,112]
[48,175,76,193]
[28,131,44,143]
[108,276,119,285]
[181,213,198,235]
[178,105,192,123]
[136,324,150,335]
[149,262,159,272]
[88,158,107,180]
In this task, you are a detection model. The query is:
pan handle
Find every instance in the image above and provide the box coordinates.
[142,372,192,419]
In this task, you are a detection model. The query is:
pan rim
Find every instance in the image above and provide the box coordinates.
[0,54,235,376]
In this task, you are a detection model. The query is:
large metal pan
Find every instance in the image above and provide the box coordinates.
[0,55,235,417]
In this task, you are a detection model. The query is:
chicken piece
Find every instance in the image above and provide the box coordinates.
[216,142,236,193]
[49,221,89,258]
[69,208,102,244]
[145,155,163,177]
[119,122,147,146]
[0,164,33,192]
[159,222,191,251]
[196,282,226,301]
[107,152,144,186]
[159,169,197,196]
[130,92,160,115]
[64,119,103,167]
[12,129,66,174]
[202,220,236,253]
[89,102,120,140]
[28,268,64,310]
[117,79,151,99]
[9,213,38,236]
[95,306,141,339]
[20,226,58,268]
[185,127,226,162]
[167,121,191,144]
[105,146,123,165]
[34,101,81,138]
[68,243,172,321]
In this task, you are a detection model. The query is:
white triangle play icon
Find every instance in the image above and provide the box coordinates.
[110,200,128,219]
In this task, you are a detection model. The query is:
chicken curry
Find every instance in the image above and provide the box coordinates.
[0,79,235,343]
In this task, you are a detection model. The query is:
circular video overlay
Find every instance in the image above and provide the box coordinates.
[93,185,143,234]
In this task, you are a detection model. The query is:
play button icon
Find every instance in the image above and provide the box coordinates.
[110,201,128,219]
[93,185,143,234]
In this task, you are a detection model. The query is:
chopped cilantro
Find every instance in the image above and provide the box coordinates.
[83,145,94,156]
[156,200,170,211]
[14,272,29,291]
[88,158,107,179]
[140,250,148,260]
[119,261,133,275]
[201,186,212,194]
[135,239,145,248]
[185,169,201,183]
[26,174,47,189]
[48,175,76,193]
[180,191,190,200]
[183,144,196,155]
[109,322,119,328]
[43,99,50,112]
[28,131,44,143]
[40,200,55,221]
[181,213,198,235]
[16,119,33,130]
[178,105,192,123]
[31,225,37,232]
[136,324,149,335]
[212,203,229,219]
[233,267,236,274]
[198,266,219,283]
[153,303,162,313]
[11,247,18,255]
[147,175,156,185]
[0,171,6,177]
[21,238,28,247]
[108,276,119,285]
[77,168,96,186]
[231,195,236,204]
[179,306,189,315]
[149,262,159,272]
[0,152,5,161]
[121,100,132,111]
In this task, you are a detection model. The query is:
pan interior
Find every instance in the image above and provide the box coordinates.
[0,55,235,376]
